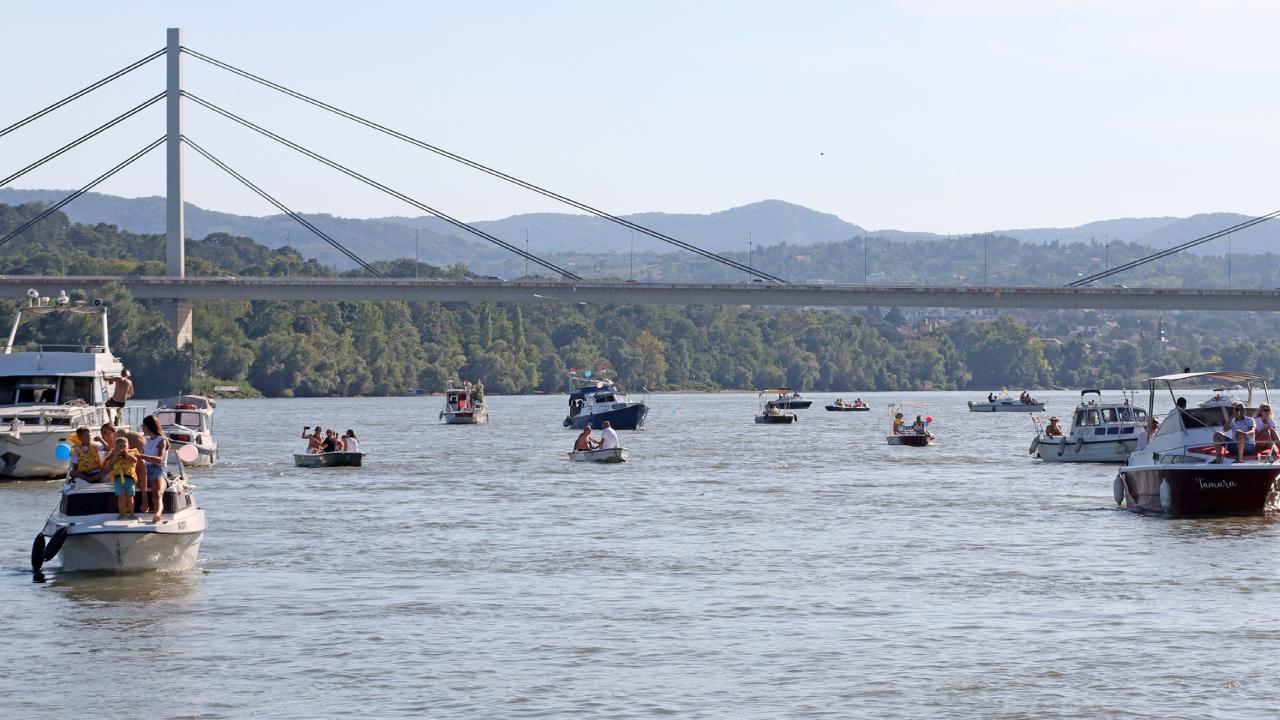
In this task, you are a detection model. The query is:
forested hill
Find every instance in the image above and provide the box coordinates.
[4,200,1280,399]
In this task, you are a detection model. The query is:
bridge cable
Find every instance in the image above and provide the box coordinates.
[183,136,385,278]
[1066,210,1280,287]
[0,93,165,188]
[0,136,164,250]
[0,49,164,140]
[181,46,785,284]
[182,91,584,281]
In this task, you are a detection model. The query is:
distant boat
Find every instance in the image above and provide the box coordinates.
[755,391,798,424]
[440,382,488,425]
[155,394,218,466]
[563,371,648,430]
[969,390,1044,412]
[294,452,363,468]
[826,399,870,412]
[772,388,812,410]
[1030,390,1144,463]
[888,402,934,446]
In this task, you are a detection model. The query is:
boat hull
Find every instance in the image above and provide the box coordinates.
[888,434,932,447]
[0,429,78,479]
[568,447,629,463]
[1118,465,1280,515]
[56,526,205,572]
[755,414,797,424]
[774,399,812,410]
[968,402,1045,413]
[294,452,364,468]
[565,403,648,431]
[443,410,488,425]
[825,405,870,412]
[1033,436,1134,463]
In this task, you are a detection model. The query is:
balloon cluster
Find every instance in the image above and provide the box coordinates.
[925,417,934,425]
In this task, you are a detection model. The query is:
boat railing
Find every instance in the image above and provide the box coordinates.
[1153,438,1279,464]
[6,343,110,354]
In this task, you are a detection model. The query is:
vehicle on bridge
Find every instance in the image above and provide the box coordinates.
[563,370,648,431]
[0,291,129,479]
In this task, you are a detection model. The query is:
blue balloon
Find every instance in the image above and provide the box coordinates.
[54,443,72,461]
[584,370,593,378]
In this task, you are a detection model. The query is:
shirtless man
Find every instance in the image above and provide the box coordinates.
[301,425,324,453]
[1044,417,1065,438]
[573,425,598,452]
[102,369,133,425]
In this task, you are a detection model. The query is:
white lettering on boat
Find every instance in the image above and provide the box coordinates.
[1196,478,1237,490]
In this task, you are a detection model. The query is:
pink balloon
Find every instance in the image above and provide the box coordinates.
[176,444,199,463]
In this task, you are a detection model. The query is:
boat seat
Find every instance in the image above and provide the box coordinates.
[1186,445,1278,461]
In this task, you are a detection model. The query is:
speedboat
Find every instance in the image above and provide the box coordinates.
[772,388,812,410]
[888,403,933,446]
[1030,390,1145,463]
[440,382,488,424]
[568,447,629,463]
[755,391,798,424]
[0,291,131,479]
[155,394,217,466]
[31,450,206,572]
[968,390,1044,412]
[1115,371,1280,515]
[563,371,648,430]
[294,451,363,468]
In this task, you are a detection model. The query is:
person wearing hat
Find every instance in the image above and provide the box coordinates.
[1044,416,1064,438]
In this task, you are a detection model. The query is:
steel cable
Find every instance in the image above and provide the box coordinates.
[0,49,164,139]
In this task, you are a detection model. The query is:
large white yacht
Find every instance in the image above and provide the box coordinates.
[0,291,128,479]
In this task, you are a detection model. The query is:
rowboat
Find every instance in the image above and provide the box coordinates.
[568,447,629,463]
[294,451,363,468]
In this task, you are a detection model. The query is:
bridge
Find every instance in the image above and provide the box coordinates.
[2,276,1276,312]
[2,28,1277,352]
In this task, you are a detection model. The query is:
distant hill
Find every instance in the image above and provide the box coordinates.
[3,188,1273,275]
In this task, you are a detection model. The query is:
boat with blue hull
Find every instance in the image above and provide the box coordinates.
[563,372,649,431]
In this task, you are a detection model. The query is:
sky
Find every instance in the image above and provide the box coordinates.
[3,0,1280,234]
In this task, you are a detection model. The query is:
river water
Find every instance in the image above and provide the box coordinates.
[2,391,1279,718]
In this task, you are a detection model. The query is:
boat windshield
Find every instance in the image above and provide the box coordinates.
[0,375,94,405]
[157,410,203,428]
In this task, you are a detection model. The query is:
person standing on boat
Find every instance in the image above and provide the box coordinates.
[102,435,141,518]
[600,420,619,450]
[102,368,133,425]
[1136,417,1158,451]
[138,415,170,523]
[574,425,598,451]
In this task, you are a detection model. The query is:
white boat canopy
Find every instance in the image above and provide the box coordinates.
[1144,371,1269,384]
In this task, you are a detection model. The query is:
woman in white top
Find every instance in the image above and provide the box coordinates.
[342,430,360,453]
[1255,403,1277,459]
[1136,418,1158,451]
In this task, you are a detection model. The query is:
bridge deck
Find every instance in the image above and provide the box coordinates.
[0,276,1273,311]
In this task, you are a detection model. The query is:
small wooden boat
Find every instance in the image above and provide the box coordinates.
[887,433,932,447]
[568,447,629,463]
[294,451,363,468]
[826,403,870,412]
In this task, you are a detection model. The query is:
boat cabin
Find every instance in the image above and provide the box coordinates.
[1067,390,1146,440]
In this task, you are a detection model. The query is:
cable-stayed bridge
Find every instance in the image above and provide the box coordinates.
[1,28,1277,348]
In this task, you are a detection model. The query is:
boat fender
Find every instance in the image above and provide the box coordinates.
[30,534,45,572]
[43,526,68,562]
[1113,474,1125,506]
[1028,437,1039,456]
[562,417,572,428]
[1057,437,1066,457]
[1159,479,1172,511]
[1074,435,1084,453]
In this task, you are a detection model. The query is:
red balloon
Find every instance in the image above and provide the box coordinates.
[926,417,933,423]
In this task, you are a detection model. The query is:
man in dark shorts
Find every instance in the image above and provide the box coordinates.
[103,368,133,425]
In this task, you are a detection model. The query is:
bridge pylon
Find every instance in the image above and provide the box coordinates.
[166,27,192,351]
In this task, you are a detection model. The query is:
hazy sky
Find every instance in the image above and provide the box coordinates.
[3,0,1279,234]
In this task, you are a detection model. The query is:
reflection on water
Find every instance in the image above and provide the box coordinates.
[1,391,1279,718]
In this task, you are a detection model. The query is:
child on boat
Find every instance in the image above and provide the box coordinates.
[102,435,141,518]
[69,426,105,483]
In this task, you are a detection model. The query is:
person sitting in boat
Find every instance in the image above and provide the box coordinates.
[1212,403,1256,463]
[892,412,905,434]
[765,401,783,416]
[342,430,360,453]
[1044,416,1064,438]
[322,429,340,453]
[573,425,599,452]
[834,398,845,407]
[912,415,926,433]
[854,398,864,407]
[302,426,323,453]
[599,420,619,450]
[1255,403,1277,459]
[102,435,141,518]
[69,425,105,483]
[987,393,996,403]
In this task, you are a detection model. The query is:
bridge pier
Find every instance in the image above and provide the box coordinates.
[165,28,189,354]
[166,299,193,349]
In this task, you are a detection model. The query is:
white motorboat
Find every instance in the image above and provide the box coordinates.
[0,291,135,479]
[755,390,799,424]
[1030,390,1146,463]
[568,447,629,463]
[31,450,206,572]
[155,394,218,466]
[1116,371,1280,515]
[563,370,648,430]
[440,382,488,424]
[969,390,1044,412]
